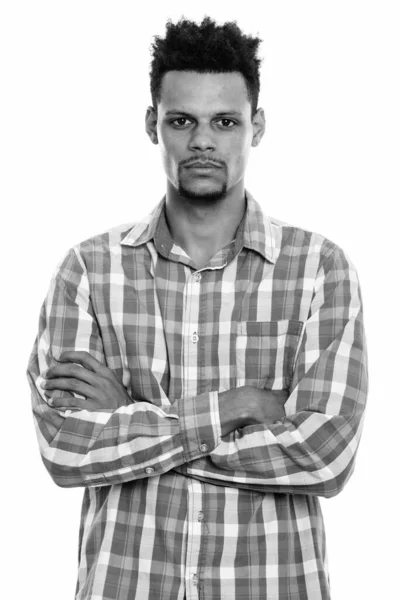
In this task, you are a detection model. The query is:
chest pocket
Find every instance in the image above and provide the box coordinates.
[234,319,304,390]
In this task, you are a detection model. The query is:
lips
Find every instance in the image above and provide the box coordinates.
[185,162,222,169]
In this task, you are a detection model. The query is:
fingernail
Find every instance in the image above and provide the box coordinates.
[42,369,48,378]
[40,380,47,388]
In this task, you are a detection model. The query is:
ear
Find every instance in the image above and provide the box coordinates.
[251,107,266,147]
[145,106,158,144]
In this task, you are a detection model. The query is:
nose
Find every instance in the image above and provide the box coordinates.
[188,124,216,152]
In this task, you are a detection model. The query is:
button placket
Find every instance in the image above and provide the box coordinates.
[184,479,203,599]
[182,268,201,398]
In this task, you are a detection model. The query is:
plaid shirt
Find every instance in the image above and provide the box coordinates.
[27,191,368,600]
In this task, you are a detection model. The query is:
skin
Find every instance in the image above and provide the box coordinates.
[42,70,288,428]
[145,70,266,268]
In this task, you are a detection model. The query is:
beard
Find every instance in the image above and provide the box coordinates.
[176,163,228,202]
[177,179,228,202]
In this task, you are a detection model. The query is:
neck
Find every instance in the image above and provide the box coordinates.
[164,180,246,264]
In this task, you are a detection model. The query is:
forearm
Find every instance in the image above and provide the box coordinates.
[179,455,357,498]
[182,408,364,498]
[180,248,369,499]
[28,359,221,488]
[27,249,221,488]
[218,386,288,436]
[29,355,281,489]
[183,315,367,497]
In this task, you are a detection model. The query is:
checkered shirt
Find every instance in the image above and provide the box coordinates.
[27,191,368,600]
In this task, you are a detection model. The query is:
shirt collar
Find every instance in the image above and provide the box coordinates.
[120,190,277,264]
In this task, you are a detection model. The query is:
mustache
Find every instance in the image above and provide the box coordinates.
[180,157,226,168]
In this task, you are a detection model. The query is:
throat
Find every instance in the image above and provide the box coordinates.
[179,238,236,270]
[185,247,215,270]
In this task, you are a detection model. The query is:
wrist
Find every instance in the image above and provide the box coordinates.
[218,387,252,434]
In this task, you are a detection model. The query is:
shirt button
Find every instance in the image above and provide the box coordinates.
[191,332,199,343]
[145,467,154,474]
[194,272,201,282]
[197,511,204,522]
[200,443,208,452]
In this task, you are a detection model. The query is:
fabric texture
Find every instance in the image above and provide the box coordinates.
[27,191,368,600]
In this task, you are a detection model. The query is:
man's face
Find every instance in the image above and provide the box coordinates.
[147,71,264,202]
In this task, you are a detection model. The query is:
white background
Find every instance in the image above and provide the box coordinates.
[1,1,399,598]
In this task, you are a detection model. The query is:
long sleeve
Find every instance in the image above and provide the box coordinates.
[182,245,368,498]
[27,248,221,488]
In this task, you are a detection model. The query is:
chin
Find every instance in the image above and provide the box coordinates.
[177,182,228,202]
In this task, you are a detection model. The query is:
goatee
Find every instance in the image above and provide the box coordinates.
[177,181,228,202]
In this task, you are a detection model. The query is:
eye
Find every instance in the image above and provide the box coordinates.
[215,118,237,128]
[170,117,192,127]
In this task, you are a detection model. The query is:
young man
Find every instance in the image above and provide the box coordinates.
[27,16,368,600]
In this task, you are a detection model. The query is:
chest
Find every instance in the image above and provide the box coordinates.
[91,250,313,403]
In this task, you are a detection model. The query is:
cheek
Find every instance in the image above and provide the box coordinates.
[226,141,250,172]
[159,143,176,175]
[159,131,184,170]
[225,133,251,161]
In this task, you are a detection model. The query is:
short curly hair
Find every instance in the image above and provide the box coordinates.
[150,16,262,117]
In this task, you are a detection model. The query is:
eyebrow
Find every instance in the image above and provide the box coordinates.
[164,110,243,117]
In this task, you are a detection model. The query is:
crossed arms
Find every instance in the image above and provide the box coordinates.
[27,244,368,497]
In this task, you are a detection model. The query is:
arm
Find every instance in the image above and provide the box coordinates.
[181,245,369,498]
[27,247,222,488]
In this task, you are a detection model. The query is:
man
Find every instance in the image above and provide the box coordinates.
[27,16,368,600]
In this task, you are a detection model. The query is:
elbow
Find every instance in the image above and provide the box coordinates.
[52,476,79,489]
[41,455,85,489]
[314,455,358,499]
[330,457,358,498]
[305,404,366,498]
[41,452,112,489]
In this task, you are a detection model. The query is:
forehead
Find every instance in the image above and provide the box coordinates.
[158,71,251,115]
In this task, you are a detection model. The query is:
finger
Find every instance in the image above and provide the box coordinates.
[50,395,115,412]
[42,377,95,399]
[45,363,97,385]
[51,397,97,411]
[51,397,82,409]
[57,351,106,374]
[271,390,290,401]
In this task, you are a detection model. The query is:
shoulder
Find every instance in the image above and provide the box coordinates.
[52,221,138,279]
[268,213,353,272]
[76,221,138,255]
[75,221,140,266]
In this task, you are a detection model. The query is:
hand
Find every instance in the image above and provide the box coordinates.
[244,387,289,426]
[41,351,131,411]
[218,386,289,437]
